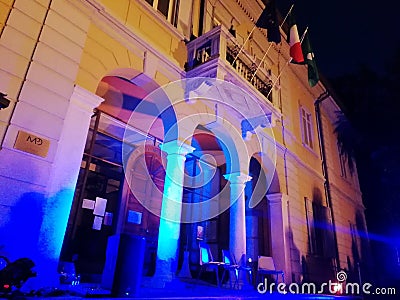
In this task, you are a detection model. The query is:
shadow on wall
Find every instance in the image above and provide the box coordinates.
[298,188,336,285]
[286,228,301,284]
[355,210,374,284]
[0,192,45,262]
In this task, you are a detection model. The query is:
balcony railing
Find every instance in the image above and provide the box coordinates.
[186,25,273,103]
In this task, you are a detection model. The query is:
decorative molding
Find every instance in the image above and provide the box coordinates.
[223,172,252,184]
[71,85,104,113]
[274,143,325,182]
[267,192,283,204]
[235,0,254,21]
[219,58,282,118]
[160,140,195,156]
[330,182,365,210]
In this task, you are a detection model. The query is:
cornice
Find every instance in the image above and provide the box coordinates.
[330,181,365,210]
[71,85,104,113]
[235,0,256,21]
[272,137,325,182]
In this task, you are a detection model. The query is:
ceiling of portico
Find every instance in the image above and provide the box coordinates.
[188,78,273,125]
[95,76,228,160]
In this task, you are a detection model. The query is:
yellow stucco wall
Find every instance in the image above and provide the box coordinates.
[0,0,366,283]
[76,23,143,93]
[76,0,187,92]
[0,0,13,34]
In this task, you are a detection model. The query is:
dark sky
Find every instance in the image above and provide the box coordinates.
[276,1,400,78]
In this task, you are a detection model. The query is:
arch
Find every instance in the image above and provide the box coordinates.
[247,152,280,209]
[96,71,178,141]
[76,22,146,93]
[244,155,276,261]
[123,144,165,276]
[176,119,246,223]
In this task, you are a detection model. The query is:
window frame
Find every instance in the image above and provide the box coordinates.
[144,0,178,26]
[300,106,314,150]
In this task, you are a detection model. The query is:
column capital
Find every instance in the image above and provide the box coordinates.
[267,193,289,204]
[223,172,252,184]
[71,85,104,114]
[160,140,195,156]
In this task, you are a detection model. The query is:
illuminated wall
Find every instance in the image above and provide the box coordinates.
[0,0,366,288]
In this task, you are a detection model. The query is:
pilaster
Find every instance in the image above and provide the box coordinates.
[267,193,291,283]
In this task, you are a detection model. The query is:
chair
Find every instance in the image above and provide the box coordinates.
[197,242,224,287]
[221,250,240,288]
[221,251,253,289]
[257,256,284,285]
[237,254,254,286]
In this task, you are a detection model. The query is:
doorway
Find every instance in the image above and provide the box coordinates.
[60,110,164,282]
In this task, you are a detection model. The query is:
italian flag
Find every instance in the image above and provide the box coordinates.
[287,12,304,63]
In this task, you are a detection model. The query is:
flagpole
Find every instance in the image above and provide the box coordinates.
[232,25,256,65]
[300,26,308,43]
[281,4,294,27]
[250,4,294,82]
[265,26,308,100]
[250,42,273,82]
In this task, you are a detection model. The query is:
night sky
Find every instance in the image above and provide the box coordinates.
[276,1,400,78]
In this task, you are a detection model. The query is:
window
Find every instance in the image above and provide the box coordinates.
[144,0,179,27]
[305,197,335,257]
[305,197,316,254]
[300,107,314,149]
[349,222,360,262]
[338,144,347,178]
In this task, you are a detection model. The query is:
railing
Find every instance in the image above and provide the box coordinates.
[186,25,273,103]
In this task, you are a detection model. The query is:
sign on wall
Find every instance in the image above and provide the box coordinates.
[14,130,50,158]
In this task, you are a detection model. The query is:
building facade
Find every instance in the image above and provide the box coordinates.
[0,0,368,289]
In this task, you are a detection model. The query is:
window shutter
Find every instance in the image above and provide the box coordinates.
[322,206,336,258]
[305,197,316,254]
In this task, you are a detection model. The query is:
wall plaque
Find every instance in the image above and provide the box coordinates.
[14,130,50,158]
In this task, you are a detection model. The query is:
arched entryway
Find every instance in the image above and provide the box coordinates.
[121,144,165,276]
[60,73,172,282]
[178,125,230,279]
[245,154,280,263]
[245,156,271,262]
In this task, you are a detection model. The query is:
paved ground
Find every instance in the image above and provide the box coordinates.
[1,277,364,299]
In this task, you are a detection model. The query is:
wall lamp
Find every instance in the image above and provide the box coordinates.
[0,92,10,110]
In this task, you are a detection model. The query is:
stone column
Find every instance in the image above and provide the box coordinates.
[267,193,291,282]
[223,172,252,265]
[34,86,103,288]
[152,140,194,287]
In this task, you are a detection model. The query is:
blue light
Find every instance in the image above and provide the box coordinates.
[0,192,45,261]
[156,149,186,260]
[39,189,75,260]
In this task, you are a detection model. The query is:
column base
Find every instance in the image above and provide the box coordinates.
[177,251,192,279]
[145,259,175,288]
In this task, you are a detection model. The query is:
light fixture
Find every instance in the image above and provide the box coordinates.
[0,92,10,110]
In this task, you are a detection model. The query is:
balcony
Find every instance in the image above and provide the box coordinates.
[186,25,278,108]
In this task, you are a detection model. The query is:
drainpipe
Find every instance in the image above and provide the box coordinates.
[314,91,340,272]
